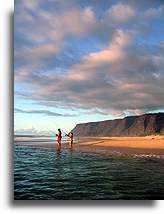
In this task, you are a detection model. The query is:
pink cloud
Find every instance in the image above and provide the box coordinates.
[15,43,60,62]
[106,2,136,23]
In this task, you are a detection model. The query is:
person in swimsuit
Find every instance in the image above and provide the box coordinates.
[66,132,73,147]
[56,128,62,147]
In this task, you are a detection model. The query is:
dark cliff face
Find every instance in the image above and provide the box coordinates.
[71,113,164,136]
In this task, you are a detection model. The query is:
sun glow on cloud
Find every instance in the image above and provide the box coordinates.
[14,0,164,133]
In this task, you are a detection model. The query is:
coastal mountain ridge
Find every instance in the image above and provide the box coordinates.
[71,112,164,136]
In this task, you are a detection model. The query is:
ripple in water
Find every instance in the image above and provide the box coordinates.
[14,145,164,200]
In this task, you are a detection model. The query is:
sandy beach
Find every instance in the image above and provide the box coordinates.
[78,135,164,155]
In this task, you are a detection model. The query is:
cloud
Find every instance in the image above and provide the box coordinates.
[15,43,60,62]
[14,108,78,117]
[81,108,126,117]
[106,2,136,23]
[14,127,39,135]
[21,0,39,10]
[15,28,164,115]
[14,42,61,81]
[144,5,164,18]
[14,0,164,117]
[15,2,96,43]
[14,2,99,82]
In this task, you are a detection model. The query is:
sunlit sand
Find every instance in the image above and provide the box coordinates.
[79,135,164,155]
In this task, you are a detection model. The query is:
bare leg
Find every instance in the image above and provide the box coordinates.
[57,140,61,150]
[70,140,73,148]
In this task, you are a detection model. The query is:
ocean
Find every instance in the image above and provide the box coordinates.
[14,136,164,200]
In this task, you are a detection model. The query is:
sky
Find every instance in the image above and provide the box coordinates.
[14,0,164,135]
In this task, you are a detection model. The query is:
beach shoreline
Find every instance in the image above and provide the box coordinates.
[14,135,164,156]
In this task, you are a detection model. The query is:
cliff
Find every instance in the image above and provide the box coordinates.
[72,112,164,136]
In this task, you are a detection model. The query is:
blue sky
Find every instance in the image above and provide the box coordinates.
[14,0,164,135]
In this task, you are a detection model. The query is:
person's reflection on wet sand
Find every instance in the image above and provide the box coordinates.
[69,141,73,150]
[56,143,61,156]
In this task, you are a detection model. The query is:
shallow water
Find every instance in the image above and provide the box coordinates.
[14,144,164,200]
[14,135,99,144]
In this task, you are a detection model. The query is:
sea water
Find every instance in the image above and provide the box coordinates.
[14,136,164,200]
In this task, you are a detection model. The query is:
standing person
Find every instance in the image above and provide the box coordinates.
[56,128,62,147]
[66,132,73,147]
